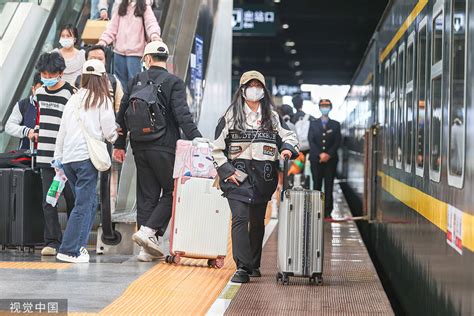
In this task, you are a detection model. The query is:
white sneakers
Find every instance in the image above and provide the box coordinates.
[137,247,161,262]
[56,247,90,263]
[132,226,164,257]
[41,246,57,256]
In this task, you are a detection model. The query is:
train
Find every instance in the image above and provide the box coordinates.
[339,0,473,314]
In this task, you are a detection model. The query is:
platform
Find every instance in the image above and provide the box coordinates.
[0,187,392,315]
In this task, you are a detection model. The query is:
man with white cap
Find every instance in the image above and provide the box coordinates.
[113,41,202,262]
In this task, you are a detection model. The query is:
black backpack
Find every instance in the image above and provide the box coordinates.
[125,71,168,142]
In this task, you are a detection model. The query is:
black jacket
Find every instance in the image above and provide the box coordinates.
[308,118,341,161]
[115,66,202,153]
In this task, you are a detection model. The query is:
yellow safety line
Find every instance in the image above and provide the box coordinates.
[378,171,474,252]
[0,261,71,270]
[379,0,429,62]
[98,232,235,315]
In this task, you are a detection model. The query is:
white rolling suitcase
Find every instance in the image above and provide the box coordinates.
[276,159,324,285]
[166,176,231,268]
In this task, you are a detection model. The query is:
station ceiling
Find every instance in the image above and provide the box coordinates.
[232,0,389,85]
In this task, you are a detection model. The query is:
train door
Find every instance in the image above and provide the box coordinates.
[363,77,379,221]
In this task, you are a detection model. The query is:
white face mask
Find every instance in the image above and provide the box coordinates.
[244,86,265,102]
[59,38,74,48]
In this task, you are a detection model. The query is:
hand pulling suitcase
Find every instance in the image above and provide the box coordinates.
[167,176,230,268]
[0,143,44,250]
[276,158,324,285]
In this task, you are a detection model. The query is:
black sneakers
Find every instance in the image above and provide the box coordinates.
[249,268,261,277]
[231,269,250,283]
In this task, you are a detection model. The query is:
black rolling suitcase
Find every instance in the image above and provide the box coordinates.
[0,145,44,250]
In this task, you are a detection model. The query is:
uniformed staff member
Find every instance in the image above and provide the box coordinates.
[212,70,299,283]
[308,99,341,218]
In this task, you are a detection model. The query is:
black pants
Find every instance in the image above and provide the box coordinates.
[310,159,337,217]
[134,150,174,236]
[227,199,267,271]
[40,168,75,249]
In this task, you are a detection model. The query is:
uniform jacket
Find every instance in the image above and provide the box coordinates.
[115,66,202,153]
[212,104,299,204]
[308,118,341,162]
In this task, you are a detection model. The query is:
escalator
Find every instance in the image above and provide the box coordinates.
[0,0,227,254]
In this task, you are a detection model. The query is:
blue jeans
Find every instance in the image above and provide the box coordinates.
[90,0,99,19]
[114,53,142,93]
[59,160,98,256]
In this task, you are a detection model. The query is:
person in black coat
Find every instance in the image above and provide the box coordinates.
[113,41,202,262]
[308,99,341,217]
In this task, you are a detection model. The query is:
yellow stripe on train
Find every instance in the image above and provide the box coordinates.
[377,171,474,252]
[379,0,429,62]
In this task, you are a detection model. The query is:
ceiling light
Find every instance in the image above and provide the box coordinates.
[295,70,303,76]
[294,61,301,66]
[284,41,295,47]
[282,24,289,29]
[274,0,281,3]
[290,49,297,54]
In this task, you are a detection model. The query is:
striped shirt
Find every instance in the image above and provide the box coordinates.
[36,82,76,168]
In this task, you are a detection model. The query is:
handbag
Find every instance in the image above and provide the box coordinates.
[75,104,111,172]
[213,126,260,190]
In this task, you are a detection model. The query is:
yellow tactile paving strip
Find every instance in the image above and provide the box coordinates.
[99,236,235,316]
[0,261,71,270]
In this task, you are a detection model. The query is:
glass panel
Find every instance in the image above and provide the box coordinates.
[384,65,390,164]
[390,59,396,94]
[407,44,414,82]
[449,0,466,177]
[430,76,442,172]
[405,91,413,166]
[396,50,405,163]
[390,100,396,162]
[433,12,443,64]
[416,25,427,168]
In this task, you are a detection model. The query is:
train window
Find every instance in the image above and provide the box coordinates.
[406,43,414,83]
[389,53,397,166]
[448,0,467,187]
[396,45,405,168]
[430,77,442,173]
[405,33,415,171]
[383,62,390,165]
[405,91,414,167]
[416,19,428,175]
[430,4,443,181]
[432,12,443,65]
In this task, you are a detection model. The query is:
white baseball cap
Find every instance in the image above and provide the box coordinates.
[82,59,106,76]
[142,41,169,60]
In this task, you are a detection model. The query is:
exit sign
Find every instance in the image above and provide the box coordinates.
[232,5,277,37]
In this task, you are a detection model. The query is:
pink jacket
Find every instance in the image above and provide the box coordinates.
[100,3,161,57]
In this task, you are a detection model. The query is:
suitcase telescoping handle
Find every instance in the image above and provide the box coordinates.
[282,156,290,199]
[30,138,36,171]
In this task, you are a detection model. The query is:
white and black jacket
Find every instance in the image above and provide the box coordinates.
[212,105,299,204]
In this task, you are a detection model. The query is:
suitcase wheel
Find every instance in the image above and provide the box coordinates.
[207,258,224,269]
[276,272,283,282]
[165,255,181,265]
[310,274,323,286]
[276,272,289,285]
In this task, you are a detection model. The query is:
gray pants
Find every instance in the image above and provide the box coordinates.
[227,199,267,271]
